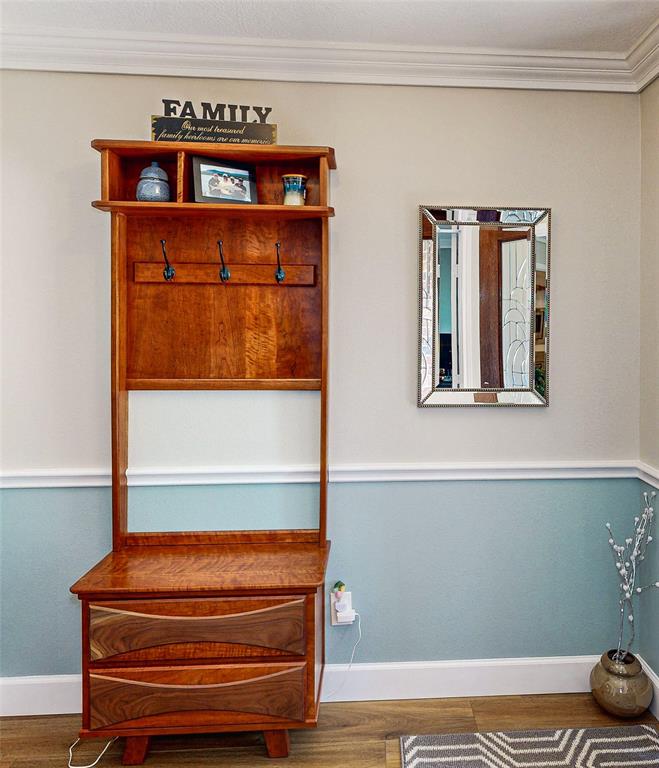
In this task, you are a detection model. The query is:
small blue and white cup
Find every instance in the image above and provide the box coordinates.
[282,174,307,206]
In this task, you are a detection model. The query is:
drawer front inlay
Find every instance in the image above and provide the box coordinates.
[89,597,305,661]
[89,664,305,730]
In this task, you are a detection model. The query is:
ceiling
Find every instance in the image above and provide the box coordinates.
[2,0,658,52]
[2,0,658,91]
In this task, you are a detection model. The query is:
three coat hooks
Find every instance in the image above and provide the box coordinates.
[159,239,287,284]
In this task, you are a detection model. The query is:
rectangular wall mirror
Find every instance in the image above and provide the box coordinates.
[418,206,550,407]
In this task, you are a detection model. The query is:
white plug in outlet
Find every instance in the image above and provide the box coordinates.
[330,590,356,625]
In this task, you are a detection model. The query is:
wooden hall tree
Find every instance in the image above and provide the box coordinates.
[71,140,336,764]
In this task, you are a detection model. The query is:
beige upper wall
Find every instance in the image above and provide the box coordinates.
[640,77,659,470]
[0,70,642,472]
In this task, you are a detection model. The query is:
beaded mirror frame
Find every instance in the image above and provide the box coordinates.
[417,205,551,408]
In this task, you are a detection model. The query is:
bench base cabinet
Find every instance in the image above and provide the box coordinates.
[78,591,322,762]
[71,543,330,763]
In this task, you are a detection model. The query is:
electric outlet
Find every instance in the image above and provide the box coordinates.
[330,589,356,625]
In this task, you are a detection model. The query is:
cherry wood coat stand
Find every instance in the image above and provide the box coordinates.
[71,140,336,764]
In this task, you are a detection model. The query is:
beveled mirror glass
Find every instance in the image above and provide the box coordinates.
[418,207,550,407]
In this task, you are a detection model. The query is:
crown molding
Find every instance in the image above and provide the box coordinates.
[1,460,655,489]
[627,19,659,90]
[1,24,657,92]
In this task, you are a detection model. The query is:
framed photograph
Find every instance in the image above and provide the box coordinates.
[192,156,257,204]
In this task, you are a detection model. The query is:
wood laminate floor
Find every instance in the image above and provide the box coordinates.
[1,695,656,767]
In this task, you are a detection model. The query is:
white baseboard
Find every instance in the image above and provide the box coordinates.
[0,655,596,717]
[638,655,659,718]
[3,655,656,717]
[0,674,81,716]
[321,655,600,703]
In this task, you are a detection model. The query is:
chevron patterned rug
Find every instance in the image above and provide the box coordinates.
[400,725,659,767]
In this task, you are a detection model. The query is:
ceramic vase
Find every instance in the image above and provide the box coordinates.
[136,161,170,202]
[590,650,653,717]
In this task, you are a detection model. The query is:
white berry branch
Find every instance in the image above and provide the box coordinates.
[605,490,658,661]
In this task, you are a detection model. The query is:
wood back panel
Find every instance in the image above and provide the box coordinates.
[125,216,322,382]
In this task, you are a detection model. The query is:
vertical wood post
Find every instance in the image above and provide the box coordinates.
[111,213,128,549]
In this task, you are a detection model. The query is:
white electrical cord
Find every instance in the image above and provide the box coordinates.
[347,612,362,668]
[324,611,362,701]
[68,737,117,768]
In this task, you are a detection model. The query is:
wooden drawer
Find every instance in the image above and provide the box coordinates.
[89,596,305,662]
[89,663,306,730]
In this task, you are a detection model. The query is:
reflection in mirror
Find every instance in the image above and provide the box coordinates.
[419,207,550,407]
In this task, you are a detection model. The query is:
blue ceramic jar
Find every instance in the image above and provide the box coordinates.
[136,161,170,202]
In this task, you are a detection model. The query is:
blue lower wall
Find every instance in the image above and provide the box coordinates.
[325,479,646,665]
[0,487,111,676]
[128,483,319,531]
[0,478,655,677]
[639,482,659,671]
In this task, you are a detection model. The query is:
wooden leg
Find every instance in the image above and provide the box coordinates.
[264,729,290,758]
[122,736,150,765]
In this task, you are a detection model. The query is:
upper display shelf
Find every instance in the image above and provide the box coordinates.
[91,139,336,210]
[91,139,336,167]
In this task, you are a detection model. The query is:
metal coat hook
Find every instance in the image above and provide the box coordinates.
[217,240,230,283]
[275,241,285,284]
[160,239,175,281]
